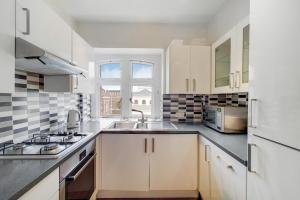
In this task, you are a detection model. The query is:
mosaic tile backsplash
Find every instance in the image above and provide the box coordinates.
[0,70,91,143]
[163,93,248,122]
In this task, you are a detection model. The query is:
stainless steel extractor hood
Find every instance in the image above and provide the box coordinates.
[15,37,88,75]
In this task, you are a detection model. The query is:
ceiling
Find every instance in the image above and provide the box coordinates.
[47,0,227,24]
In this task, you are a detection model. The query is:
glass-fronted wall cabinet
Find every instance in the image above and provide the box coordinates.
[211,16,249,93]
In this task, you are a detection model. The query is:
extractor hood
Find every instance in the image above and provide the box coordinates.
[15,37,88,75]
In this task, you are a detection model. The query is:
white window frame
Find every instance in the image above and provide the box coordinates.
[96,56,162,119]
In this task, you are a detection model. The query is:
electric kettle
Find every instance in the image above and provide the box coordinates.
[67,110,81,129]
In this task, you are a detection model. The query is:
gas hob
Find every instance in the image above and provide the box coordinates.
[0,131,88,159]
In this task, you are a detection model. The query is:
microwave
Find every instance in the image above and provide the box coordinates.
[203,106,248,134]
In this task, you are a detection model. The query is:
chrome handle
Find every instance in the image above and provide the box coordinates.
[22,8,30,35]
[186,79,189,92]
[74,75,78,90]
[204,145,209,162]
[230,73,234,89]
[248,144,257,173]
[235,71,240,88]
[193,79,196,92]
[217,155,234,170]
[249,99,258,128]
[152,138,155,153]
[66,153,96,181]
[144,138,147,153]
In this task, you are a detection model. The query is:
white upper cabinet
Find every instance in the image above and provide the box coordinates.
[72,31,93,71]
[16,0,72,62]
[149,134,198,191]
[166,40,211,94]
[0,0,15,93]
[211,17,249,94]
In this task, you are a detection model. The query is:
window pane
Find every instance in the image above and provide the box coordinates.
[100,63,121,78]
[100,85,121,116]
[131,86,152,116]
[132,63,153,79]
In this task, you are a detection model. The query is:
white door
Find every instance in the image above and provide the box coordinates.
[190,46,211,94]
[0,0,15,93]
[101,134,149,191]
[247,135,300,200]
[199,136,211,200]
[149,134,197,190]
[16,0,72,61]
[249,0,300,150]
[169,45,191,94]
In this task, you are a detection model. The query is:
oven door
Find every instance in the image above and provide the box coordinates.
[62,153,96,200]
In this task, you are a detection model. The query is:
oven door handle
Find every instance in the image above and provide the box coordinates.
[66,153,96,182]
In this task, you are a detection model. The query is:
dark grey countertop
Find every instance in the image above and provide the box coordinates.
[0,119,247,200]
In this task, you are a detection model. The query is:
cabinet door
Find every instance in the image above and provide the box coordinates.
[19,168,59,200]
[72,31,92,70]
[211,144,246,200]
[235,17,249,92]
[211,31,235,94]
[150,134,197,190]
[101,134,149,191]
[199,136,211,200]
[190,46,211,94]
[0,0,15,93]
[16,0,72,61]
[248,135,300,200]
[169,45,191,94]
[249,0,300,150]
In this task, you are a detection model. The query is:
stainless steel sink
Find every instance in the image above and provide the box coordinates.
[108,121,136,129]
[107,121,177,130]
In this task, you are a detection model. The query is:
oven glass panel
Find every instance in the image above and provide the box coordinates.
[206,109,216,124]
[66,156,95,200]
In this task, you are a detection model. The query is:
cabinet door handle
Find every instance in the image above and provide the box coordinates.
[230,73,235,89]
[193,79,196,92]
[248,143,257,173]
[217,155,234,171]
[152,138,155,153]
[249,99,258,128]
[144,138,147,153]
[186,79,189,92]
[22,8,30,35]
[204,145,209,162]
[235,71,240,88]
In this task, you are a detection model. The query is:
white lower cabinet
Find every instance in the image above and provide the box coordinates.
[19,168,59,200]
[101,134,197,192]
[198,136,211,200]
[149,134,198,190]
[101,134,149,191]
[199,136,246,200]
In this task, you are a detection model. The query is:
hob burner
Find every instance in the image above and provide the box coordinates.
[12,143,27,151]
[43,143,59,151]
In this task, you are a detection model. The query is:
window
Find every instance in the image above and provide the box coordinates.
[100,63,121,78]
[132,62,153,79]
[98,57,161,118]
[100,85,121,116]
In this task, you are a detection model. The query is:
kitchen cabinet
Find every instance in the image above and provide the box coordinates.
[0,0,15,93]
[16,0,72,62]
[101,134,150,191]
[18,168,59,200]
[247,135,300,200]
[166,40,211,94]
[198,136,211,200]
[149,134,197,190]
[101,134,197,192]
[72,31,93,71]
[211,17,249,94]
[210,142,246,200]
[198,136,246,200]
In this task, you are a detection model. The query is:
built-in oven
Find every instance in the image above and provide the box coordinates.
[60,139,96,200]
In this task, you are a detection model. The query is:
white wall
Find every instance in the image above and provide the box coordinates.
[77,22,208,48]
[207,0,250,43]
